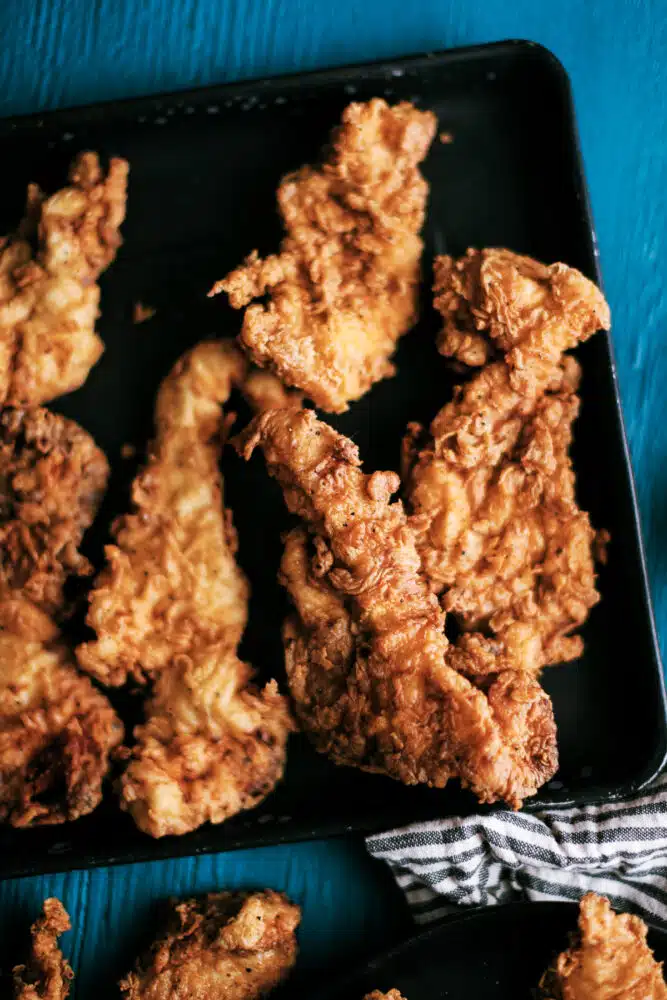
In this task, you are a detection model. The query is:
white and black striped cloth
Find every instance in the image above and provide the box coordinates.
[367,772,667,926]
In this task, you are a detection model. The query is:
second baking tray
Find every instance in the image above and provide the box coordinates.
[0,40,665,878]
[312,902,667,1000]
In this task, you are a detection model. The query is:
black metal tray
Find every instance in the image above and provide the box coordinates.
[1,40,665,879]
[312,901,667,1000]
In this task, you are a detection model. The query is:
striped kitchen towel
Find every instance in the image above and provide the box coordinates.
[367,772,667,926]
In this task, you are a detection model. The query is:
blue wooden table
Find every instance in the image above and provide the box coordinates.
[1,1,666,996]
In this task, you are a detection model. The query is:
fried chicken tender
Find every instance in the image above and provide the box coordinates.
[541,894,667,1000]
[13,898,74,1000]
[120,644,293,838]
[77,340,292,836]
[237,408,557,809]
[0,152,128,407]
[0,598,123,826]
[406,251,610,674]
[0,409,120,826]
[0,407,110,618]
[119,890,300,1000]
[77,341,250,687]
[211,99,436,412]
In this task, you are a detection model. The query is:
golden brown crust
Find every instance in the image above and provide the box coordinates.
[406,250,610,674]
[0,409,120,827]
[434,248,610,383]
[0,152,128,407]
[76,340,293,837]
[0,407,109,618]
[240,369,303,413]
[13,898,73,999]
[212,99,436,412]
[77,341,250,687]
[542,894,667,1000]
[0,598,123,826]
[236,408,557,809]
[119,650,293,838]
[119,890,300,999]
[364,992,408,1000]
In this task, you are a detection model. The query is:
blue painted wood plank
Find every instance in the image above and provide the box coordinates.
[0,1,666,994]
[0,839,409,996]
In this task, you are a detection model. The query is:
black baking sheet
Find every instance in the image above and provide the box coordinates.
[311,901,667,1000]
[1,40,665,878]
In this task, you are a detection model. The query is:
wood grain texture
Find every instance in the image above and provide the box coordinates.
[0,839,409,997]
[1,0,666,994]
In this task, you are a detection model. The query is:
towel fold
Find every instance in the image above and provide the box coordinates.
[367,773,667,926]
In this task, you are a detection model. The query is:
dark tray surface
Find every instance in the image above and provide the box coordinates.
[0,40,664,879]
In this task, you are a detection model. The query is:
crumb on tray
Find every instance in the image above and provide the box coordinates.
[133,302,157,324]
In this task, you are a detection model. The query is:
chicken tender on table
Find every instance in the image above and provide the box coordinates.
[541,893,667,1000]
[211,99,437,412]
[78,340,293,837]
[119,890,300,1000]
[236,407,557,809]
[13,897,73,1000]
[0,152,128,406]
[0,599,123,826]
[406,250,610,674]
[0,406,110,618]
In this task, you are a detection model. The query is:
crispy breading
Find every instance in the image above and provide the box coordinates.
[541,894,667,1000]
[406,250,610,673]
[364,993,408,1000]
[0,599,123,826]
[119,890,300,1000]
[13,898,73,1000]
[240,369,303,413]
[237,408,557,809]
[120,645,293,838]
[77,341,250,687]
[76,341,292,836]
[0,407,110,618]
[433,248,610,385]
[211,99,436,412]
[0,152,128,406]
[0,409,120,827]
